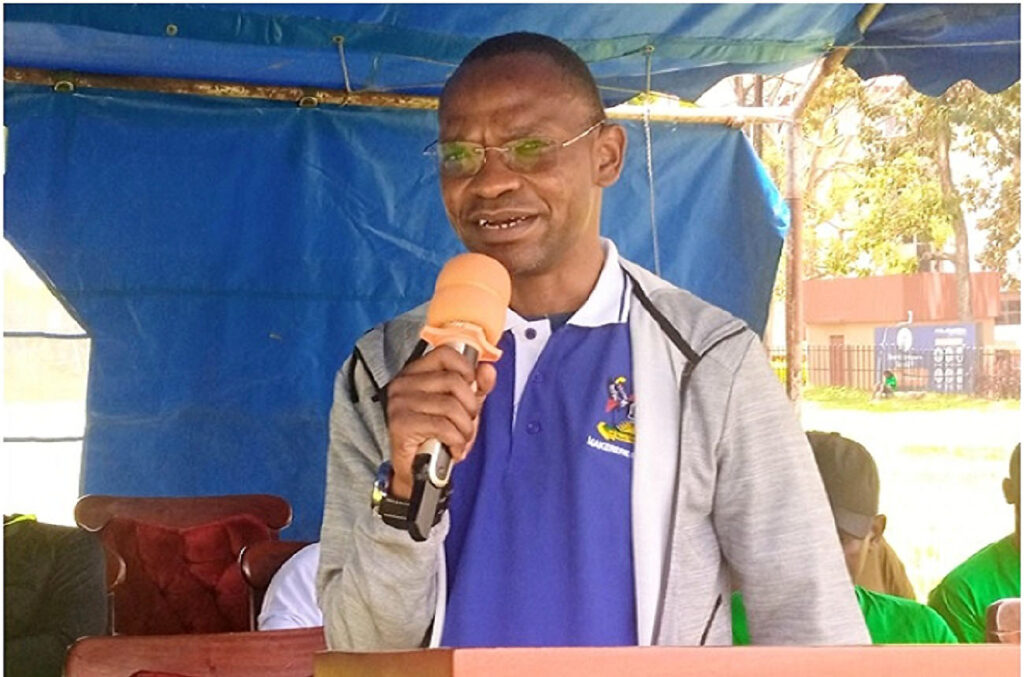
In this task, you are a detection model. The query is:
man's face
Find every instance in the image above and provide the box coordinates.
[437,53,623,279]
[838,529,872,581]
[838,513,885,581]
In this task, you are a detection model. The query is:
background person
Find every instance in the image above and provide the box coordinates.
[928,443,1021,642]
[873,369,897,399]
[4,514,107,676]
[856,534,916,600]
[258,542,323,631]
[732,432,957,644]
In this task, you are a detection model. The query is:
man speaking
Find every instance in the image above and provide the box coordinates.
[317,32,868,649]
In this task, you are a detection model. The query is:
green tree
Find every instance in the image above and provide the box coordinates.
[953,82,1020,290]
[735,70,1020,306]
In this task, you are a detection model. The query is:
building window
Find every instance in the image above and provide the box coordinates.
[3,239,89,525]
[996,295,1021,326]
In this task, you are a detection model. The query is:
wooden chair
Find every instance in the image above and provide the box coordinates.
[64,627,325,677]
[985,597,1021,643]
[239,539,312,630]
[75,494,292,636]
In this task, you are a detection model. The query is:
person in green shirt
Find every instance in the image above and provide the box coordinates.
[733,432,957,645]
[873,370,897,399]
[928,443,1021,643]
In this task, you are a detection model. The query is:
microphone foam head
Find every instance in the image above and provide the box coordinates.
[425,253,511,345]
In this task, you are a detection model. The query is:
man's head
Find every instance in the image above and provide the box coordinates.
[436,33,626,281]
[442,33,606,125]
[806,431,886,581]
[1004,443,1020,546]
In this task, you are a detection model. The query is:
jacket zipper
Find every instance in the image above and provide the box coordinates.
[699,594,723,645]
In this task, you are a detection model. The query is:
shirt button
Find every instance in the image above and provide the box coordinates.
[526,421,541,434]
[525,327,537,340]
[533,372,544,383]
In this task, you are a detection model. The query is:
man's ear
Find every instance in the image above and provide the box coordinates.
[871,514,887,541]
[594,123,626,188]
[1004,478,1019,505]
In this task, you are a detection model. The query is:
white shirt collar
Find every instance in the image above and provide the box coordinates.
[504,237,630,330]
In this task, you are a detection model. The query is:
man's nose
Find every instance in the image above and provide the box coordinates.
[469,148,521,198]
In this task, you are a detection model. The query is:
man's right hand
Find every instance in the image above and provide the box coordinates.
[384,346,497,500]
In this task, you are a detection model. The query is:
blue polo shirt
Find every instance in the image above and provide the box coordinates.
[442,240,637,647]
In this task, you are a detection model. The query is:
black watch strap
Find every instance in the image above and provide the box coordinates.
[372,461,451,533]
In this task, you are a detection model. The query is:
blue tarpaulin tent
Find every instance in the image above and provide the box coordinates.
[3,4,1018,540]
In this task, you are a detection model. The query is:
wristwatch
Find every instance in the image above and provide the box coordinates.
[371,461,451,533]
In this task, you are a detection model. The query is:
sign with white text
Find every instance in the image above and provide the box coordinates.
[874,324,978,393]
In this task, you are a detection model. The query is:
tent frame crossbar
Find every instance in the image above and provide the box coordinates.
[4,66,792,126]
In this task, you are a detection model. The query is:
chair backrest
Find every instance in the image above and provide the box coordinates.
[65,627,325,677]
[985,597,1021,643]
[239,539,312,630]
[75,494,292,636]
[75,495,293,531]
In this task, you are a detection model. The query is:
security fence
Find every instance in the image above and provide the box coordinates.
[770,346,1020,399]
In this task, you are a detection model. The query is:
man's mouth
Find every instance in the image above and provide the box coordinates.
[478,215,532,230]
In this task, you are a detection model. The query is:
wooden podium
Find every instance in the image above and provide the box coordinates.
[316,645,1020,677]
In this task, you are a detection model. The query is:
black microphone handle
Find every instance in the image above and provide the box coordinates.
[407,342,480,542]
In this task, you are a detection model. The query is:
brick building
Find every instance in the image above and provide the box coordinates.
[771,272,1019,396]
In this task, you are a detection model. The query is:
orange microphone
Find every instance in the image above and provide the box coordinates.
[408,252,511,541]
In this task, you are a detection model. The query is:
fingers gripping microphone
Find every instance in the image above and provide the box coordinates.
[407,253,511,541]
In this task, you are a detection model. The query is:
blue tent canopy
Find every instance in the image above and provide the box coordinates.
[6,4,1018,103]
[4,4,863,103]
[3,4,1019,540]
[845,4,1020,96]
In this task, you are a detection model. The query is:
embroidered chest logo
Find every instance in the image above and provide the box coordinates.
[596,375,635,446]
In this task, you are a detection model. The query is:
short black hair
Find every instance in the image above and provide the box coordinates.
[441,32,605,122]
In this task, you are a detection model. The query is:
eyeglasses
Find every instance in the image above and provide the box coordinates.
[423,120,605,179]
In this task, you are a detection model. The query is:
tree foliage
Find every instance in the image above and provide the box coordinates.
[951,81,1021,290]
[734,69,1020,295]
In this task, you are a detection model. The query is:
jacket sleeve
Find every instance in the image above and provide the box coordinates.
[316,353,448,650]
[710,337,870,645]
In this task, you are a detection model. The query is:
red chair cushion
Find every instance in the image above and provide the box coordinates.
[103,515,272,634]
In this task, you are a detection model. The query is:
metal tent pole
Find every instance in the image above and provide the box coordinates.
[784,119,805,406]
[782,3,885,405]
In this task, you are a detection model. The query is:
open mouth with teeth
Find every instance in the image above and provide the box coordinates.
[478,216,533,230]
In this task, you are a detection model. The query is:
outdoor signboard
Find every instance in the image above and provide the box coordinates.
[874,324,978,394]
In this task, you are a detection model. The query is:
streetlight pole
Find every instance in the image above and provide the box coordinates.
[784,120,804,406]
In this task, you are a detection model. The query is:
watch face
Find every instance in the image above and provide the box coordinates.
[371,460,393,509]
[371,483,386,509]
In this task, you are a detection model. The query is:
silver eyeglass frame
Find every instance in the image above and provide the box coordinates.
[422,120,606,176]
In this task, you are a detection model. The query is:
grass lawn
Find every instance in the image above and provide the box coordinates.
[804,386,1021,413]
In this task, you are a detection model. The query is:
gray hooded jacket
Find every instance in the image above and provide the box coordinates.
[317,255,869,649]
